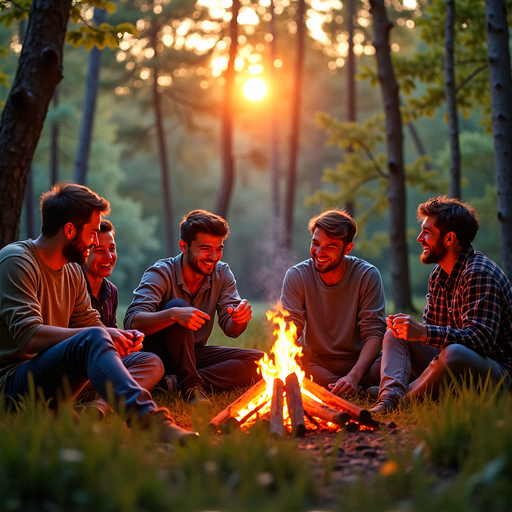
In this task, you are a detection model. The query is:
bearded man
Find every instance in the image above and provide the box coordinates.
[0,182,196,444]
[280,210,386,396]
[124,210,264,404]
[369,196,512,414]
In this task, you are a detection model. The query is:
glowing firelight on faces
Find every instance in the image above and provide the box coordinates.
[244,77,267,101]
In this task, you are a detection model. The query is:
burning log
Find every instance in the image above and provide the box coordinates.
[209,378,267,429]
[302,377,373,426]
[269,378,284,438]
[285,373,306,437]
[302,394,351,427]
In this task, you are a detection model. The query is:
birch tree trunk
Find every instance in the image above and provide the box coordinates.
[0,0,71,249]
[485,0,512,278]
[369,0,413,311]
[445,0,461,199]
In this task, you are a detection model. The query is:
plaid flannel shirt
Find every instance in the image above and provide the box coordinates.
[423,245,512,369]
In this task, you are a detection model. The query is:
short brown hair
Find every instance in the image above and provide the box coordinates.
[40,182,110,238]
[308,209,357,246]
[180,209,229,245]
[417,196,479,248]
[100,219,115,237]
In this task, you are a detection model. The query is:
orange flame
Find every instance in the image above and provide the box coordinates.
[234,303,304,424]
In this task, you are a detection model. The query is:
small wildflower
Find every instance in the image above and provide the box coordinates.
[204,461,218,474]
[267,446,279,457]
[59,448,84,463]
[256,472,274,486]
[380,460,398,477]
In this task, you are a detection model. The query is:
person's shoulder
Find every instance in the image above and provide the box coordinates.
[0,240,33,259]
[0,240,37,267]
[214,260,235,278]
[103,277,118,293]
[465,250,507,283]
[347,256,380,275]
[288,259,314,274]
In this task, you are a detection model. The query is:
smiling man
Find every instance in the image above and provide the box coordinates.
[124,210,264,404]
[280,210,386,397]
[0,183,197,444]
[369,196,512,414]
[80,220,164,418]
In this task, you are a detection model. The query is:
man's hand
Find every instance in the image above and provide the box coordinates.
[387,313,427,341]
[227,299,252,324]
[329,374,359,397]
[172,307,210,331]
[107,328,145,357]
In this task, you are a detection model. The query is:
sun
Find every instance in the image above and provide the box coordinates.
[244,77,267,101]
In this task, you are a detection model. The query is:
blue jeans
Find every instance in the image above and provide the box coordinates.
[4,327,157,420]
[143,299,264,394]
[378,329,511,400]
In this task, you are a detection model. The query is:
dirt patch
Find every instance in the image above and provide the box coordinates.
[296,426,411,507]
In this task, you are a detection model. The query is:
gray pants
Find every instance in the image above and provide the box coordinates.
[379,329,511,401]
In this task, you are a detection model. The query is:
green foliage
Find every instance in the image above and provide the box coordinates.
[336,377,512,512]
[393,0,512,130]
[308,112,446,257]
[0,392,316,512]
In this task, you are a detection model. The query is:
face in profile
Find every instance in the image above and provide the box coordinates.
[63,211,101,265]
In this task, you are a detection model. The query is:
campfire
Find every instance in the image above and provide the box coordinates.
[210,305,394,436]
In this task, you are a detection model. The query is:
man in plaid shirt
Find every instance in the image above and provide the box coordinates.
[370,196,512,414]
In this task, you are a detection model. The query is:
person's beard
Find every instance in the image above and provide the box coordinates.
[420,238,448,265]
[313,252,344,274]
[186,251,216,276]
[63,233,90,265]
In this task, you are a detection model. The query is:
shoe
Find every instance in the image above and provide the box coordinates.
[184,387,211,406]
[366,386,380,400]
[154,374,178,393]
[76,399,110,420]
[139,407,199,445]
[368,395,401,414]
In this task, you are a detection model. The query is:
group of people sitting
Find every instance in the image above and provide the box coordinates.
[1,182,511,444]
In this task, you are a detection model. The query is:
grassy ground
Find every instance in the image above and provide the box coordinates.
[2,306,512,511]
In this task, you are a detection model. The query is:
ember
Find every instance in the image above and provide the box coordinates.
[210,305,394,435]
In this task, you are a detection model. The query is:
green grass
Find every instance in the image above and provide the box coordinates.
[2,306,512,511]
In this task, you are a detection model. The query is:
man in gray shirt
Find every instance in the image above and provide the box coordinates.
[124,210,264,404]
[280,210,386,396]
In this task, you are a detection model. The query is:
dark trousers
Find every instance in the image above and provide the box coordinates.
[302,349,381,389]
[4,327,157,420]
[142,299,264,393]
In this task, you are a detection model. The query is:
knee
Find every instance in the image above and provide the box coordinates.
[143,353,165,377]
[82,326,114,347]
[438,344,472,369]
[382,328,403,348]
[162,298,189,310]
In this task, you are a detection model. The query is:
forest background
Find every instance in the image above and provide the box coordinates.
[0,0,505,313]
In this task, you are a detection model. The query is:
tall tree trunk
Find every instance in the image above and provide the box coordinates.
[369,0,413,312]
[50,87,60,186]
[215,0,240,219]
[150,25,174,255]
[445,0,461,199]
[270,0,281,249]
[73,7,106,186]
[283,0,305,256]
[0,0,71,249]
[485,0,512,278]
[24,166,36,239]
[345,0,356,216]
